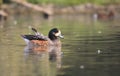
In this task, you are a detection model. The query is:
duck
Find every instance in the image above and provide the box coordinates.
[21,28,64,47]
[93,10,115,20]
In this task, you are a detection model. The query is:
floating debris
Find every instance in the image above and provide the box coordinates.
[28,26,32,29]
[80,65,85,69]
[97,49,101,54]
[13,20,17,25]
[98,31,102,34]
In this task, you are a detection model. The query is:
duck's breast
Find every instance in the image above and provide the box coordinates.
[30,40,49,46]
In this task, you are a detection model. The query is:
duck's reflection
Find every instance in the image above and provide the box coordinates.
[24,45,62,69]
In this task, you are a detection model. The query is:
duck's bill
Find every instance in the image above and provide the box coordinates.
[59,34,64,38]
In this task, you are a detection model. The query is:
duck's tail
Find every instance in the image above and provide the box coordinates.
[21,35,30,45]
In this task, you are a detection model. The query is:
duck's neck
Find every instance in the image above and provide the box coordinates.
[49,35,58,41]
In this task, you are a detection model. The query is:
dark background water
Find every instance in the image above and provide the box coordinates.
[0,14,120,76]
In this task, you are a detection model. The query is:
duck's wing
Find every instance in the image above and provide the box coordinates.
[31,28,40,35]
[21,35,47,41]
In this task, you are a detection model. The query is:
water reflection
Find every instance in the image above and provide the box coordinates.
[0,14,120,76]
[24,45,62,69]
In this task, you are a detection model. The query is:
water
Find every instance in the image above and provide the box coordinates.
[0,14,120,76]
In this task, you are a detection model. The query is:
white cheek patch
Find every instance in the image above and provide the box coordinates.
[55,30,61,36]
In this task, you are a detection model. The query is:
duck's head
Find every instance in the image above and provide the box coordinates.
[48,28,64,40]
